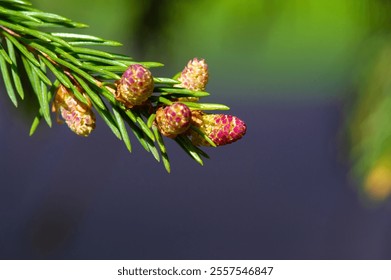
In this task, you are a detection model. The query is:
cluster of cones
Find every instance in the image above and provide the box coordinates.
[52,58,246,147]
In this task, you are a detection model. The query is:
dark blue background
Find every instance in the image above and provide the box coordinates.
[1,91,391,260]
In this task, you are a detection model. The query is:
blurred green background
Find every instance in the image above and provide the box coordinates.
[33,0,376,99]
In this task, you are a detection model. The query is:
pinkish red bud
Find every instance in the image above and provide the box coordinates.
[176,58,208,92]
[155,103,192,138]
[53,85,96,137]
[116,64,154,108]
[190,111,246,146]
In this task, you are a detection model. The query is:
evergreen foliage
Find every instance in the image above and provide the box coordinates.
[0,0,246,172]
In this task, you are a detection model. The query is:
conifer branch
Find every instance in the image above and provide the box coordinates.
[0,0,247,172]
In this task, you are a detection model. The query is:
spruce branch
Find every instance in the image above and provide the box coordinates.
[0,0,247,172]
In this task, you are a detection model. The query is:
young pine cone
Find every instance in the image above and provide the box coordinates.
[116,64,154,108]
[155,103,192,138]
[175,58,209,102]
[190,111,246,146]
[52,85,96,137]
[176,58,209,91]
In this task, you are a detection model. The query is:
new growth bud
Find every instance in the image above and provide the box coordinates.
[53,85,96,137]
[190,111,246,146]
[175,58,209,102]
[116,64,154,108]
[155,103,192,138]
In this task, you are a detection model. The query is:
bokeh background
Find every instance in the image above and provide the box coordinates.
[2,0,391,259]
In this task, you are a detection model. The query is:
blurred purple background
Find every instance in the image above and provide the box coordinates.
[2,94,391,259]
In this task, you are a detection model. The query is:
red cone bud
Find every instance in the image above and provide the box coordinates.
[155,103,192,138]
[116,64,154,108]
[53,85,96,137]
[190,111,246,146]
[175,58,209,102]
[176,58,208,91]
